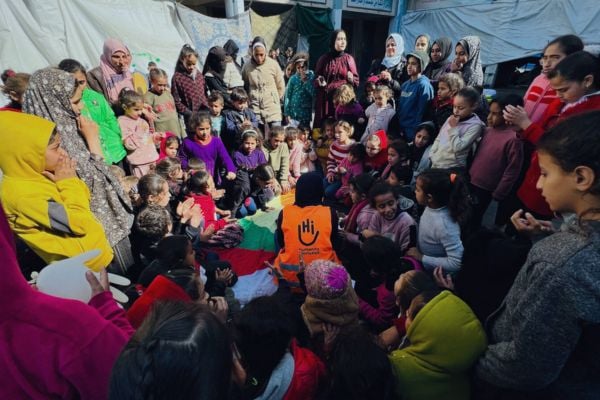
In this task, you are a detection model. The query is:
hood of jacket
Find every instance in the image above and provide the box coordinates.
[0,111,55,181]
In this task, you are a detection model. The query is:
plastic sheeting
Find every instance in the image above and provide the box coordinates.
[0,0,190,76]
[250,9,298,55]
[401,0,600,65]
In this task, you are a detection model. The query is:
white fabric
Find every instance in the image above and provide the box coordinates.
[231,267,278,307]
[401,0,600,65]
[0,0,198,77]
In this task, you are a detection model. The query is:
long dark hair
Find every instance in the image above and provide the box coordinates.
[417,169,472,226]
[109,301,233,400]
[175,44,199,73]
[548,51,600,90]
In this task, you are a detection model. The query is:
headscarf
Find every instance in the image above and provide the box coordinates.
[295,172,324,207]
[457,36,484,87]
[99,38,133,104]
[329,29,346,57]
[415,33,431,53]
[424,37,453,81]
[203,46,227,77]
[22,68,133,247]
[158,132,176,161]
[224,39,239,58]
[382,34,405,69]
[406,50,430,73]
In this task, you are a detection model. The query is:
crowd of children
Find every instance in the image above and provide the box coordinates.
[1,29,600,400]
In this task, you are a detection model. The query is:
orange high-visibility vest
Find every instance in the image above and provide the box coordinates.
[273,205,340,290]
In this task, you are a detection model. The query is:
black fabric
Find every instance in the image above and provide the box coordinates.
[294,171,324,207]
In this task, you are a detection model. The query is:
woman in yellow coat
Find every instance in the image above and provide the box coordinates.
[0,111,113,271]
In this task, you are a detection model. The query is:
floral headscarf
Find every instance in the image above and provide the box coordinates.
[23,68,133,246]
[457,35,484,87]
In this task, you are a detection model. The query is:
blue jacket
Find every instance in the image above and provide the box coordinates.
[398,75,434,140]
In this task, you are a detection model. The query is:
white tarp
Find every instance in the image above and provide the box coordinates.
[0,0,189,77]
[401,0,600,65]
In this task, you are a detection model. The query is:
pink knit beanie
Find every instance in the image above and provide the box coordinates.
[304,260,350,299]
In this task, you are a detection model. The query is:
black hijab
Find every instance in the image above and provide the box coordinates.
[203,46,227,77]
[223,39,239,59]
[329,29,346,57]
[295,172,324,207]
[424,37,453,80]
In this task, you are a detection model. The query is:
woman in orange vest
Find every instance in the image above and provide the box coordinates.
[273,172,341,291]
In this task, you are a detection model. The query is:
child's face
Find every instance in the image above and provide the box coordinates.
[155,182,171,207]
[195,121,211,141]
[541,43,567,75]
[184,241,196,267]
[415,36,428,52]
[387,147,400,165]
[374,192,398,220]
[387,171,400,187]
[324,125,334,139]
[414,129,431,148]
[269,134,285,150]
[299,131,308,142]
[487,102,505,128]
[453,95,477,119]
[165,143,179,158]
[124,102,144,120]
[70,84,85,115]
[45,135,67,172]
[366,139,381,157]
[349,184,363,204]
[151,76,168,95]
[172,166,184,180]
[182,55,198,74]
[374,91,389,108]
[536,151,577,214]
[334,126,349,143]
[286,136,297,149]
[550,75,590,104]
[406,56,421,77]
[437,82,452,101]
[455,44,468,67]
[347,153,356,164]
[242,137,257,154]
[208,100,224,116]
[365,88,374,99]
[414,179,427,206]
[232,99,248,112]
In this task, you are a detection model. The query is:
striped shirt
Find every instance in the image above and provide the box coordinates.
[327,139,355,175]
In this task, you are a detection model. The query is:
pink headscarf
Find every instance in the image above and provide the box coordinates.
[158,132,177,161]
[100,38,134,103]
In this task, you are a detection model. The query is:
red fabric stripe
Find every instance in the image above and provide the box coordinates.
[211,247,276,276]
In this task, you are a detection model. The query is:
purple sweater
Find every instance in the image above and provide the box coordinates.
[359,283,398,331]
[179,136,235,177]
[233,148,267,170]
[367,210,416,252]
[469,126,524,200]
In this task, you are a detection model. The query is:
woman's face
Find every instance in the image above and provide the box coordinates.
[110,50,130,74]
[455,44,468,66]
[430,43,442,63]
[385,38,397,57]
[415,36,428,52]
[334,31,347,52]
[550,74,591,104]
[70,83,85,115]
[253,46,266,65]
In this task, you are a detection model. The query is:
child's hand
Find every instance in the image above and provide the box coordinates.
[77,115,99,142]
[503,105,531,131]
[379,70,391,82]
[224,217,237,223]
[406,247,423,261]
[448,114,460,128]
[200,225,216,241]
[216,268,234,285]
[346,71,354,82]
[178,197,195,219]
[338,167,347,175]
[85,269,109,298]
[189,204,204,228]
[207,296,228,323]
[510,209,554,237]
[281,181,291,194]
[433,267,455,291]
[211,188,226,200]
[288,175,297,187]
[43,154,78,182]
[219,209,232,218]
[225,171,236,180]
[451,58,463,72]
[361,229,378,239]
[317,75,326,87]
[326,173,336,183]
[142,105,156,121]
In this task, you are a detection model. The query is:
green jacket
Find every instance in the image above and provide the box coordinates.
[82,88,126,164]
[389,291,487,400]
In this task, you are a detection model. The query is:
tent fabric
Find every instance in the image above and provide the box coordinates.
[401,0,600,65]
[295,5,334,69]
[250,9,298,54]
[176,4,252,70]
[0,0,189,77]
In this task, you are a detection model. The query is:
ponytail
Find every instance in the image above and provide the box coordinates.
[417,169,471,226]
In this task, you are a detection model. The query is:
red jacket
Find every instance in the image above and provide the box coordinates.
[518,93,600,216]
[365,129,389,172]
[283,340,326,400]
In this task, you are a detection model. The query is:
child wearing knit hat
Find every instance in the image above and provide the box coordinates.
[300,260,359,337]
